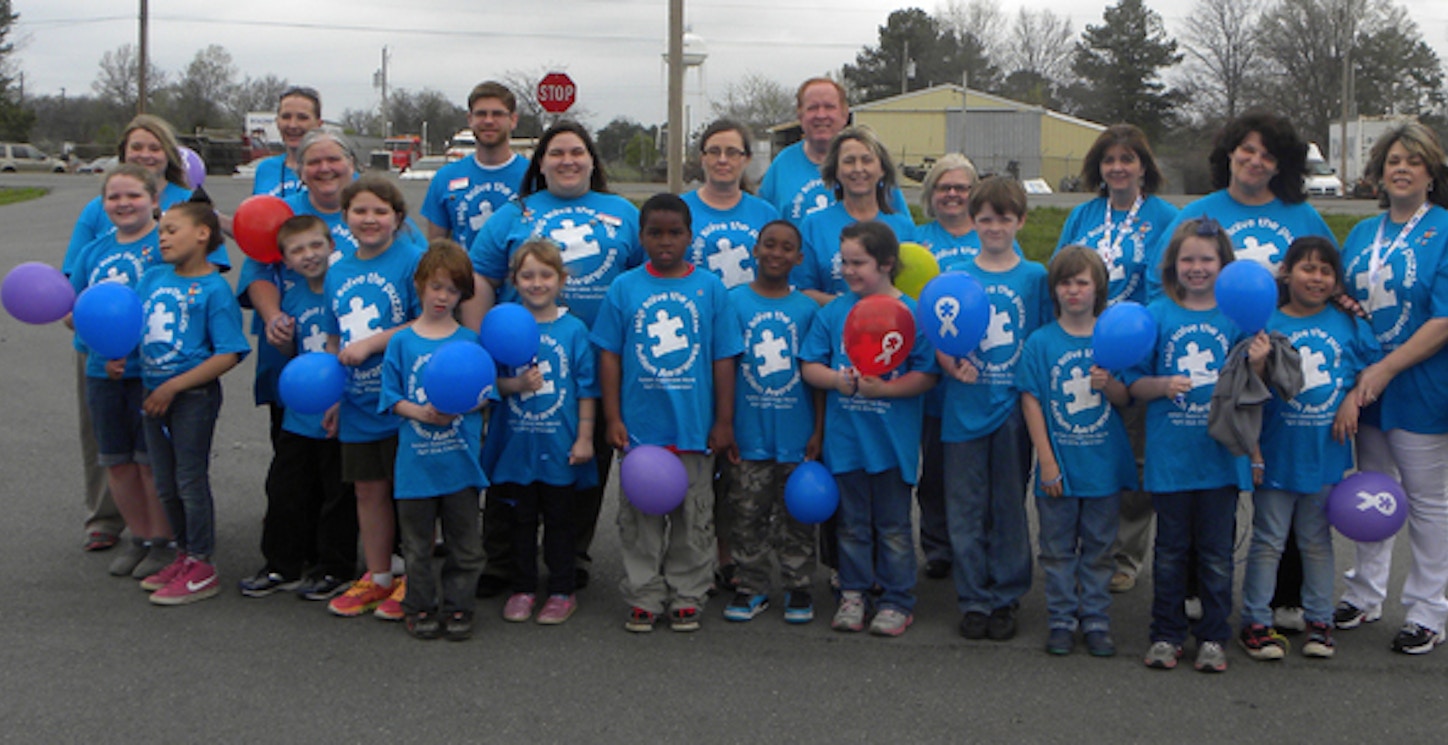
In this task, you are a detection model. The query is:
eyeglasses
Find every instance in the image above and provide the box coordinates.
[937,183,972,194]
[702,146,747,159]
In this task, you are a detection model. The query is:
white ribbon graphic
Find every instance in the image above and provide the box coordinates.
[935,297,960,337]
[875,331,904,367]
[1355,490,1398,517]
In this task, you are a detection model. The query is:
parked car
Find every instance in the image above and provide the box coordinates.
[0,142,67,173]
[77,156,118,174]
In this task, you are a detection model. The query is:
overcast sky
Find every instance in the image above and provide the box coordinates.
[11,0,1448,130]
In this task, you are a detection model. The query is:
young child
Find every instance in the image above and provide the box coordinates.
[323,175,425,619]
[1125,217,1268,672]
[238,215,358,600]
[723,220,824,624]
[488,239,598,625]
[590,193,743,633]
[800,220,938,637]
[1017,246,1136,657]
[1239,237,1379,660]
[939,178,1051,643]
[379,240,489,640]
[69,164,173,580]
[135,197,250,605]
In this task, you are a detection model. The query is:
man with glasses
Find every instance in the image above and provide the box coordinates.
[421,81,528,250]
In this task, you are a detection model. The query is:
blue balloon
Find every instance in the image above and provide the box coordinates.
[278,352,346,415]
[73,283,144,360]
[784,461,839,524]
[423,340,496,415]
[1093,301,1157,370]
[916,271,989,357]
[479,302,540,367]
[1215,260,1277,334]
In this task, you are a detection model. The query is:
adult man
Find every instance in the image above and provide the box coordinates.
[420,81,529,249]
[759,77,907,225]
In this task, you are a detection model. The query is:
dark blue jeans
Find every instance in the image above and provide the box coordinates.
[142,381,223,559]
[836,468,917,613]
[1037,493,1119,632]
[944,408,1033,614]
[1150,486,1237,645]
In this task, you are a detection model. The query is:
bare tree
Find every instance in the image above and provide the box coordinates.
[1004,9,1074,83]
[710,71,795,138]
[1177,0,1264,122]
[498,65,594,138]
[227,74,290,126]
[165,44,238,131]
[91,44,167,114]
[937,0,1006,65]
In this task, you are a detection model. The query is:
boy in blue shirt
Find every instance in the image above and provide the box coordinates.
[591,193,743,633]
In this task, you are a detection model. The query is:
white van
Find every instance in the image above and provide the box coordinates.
[1305,143,1343,197]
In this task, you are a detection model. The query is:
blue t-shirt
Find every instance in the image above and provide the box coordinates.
[279,281,333,440]
[321,242,424,443]
[69,226,162,378]
[680,190,780,289]
[589,265,743,451]
[798,292,938,483]
[420,154,528,249]
[1056,195,1178,306]
[471,190,642,328]
[1149,191,1333,301]
[1122,299,1246,492]
[378,326,490,499]
[252,154,304,199]
[1262,307,1380,493]
[484,311,600,488]
[281,192,428,258]
[65,182,229,276]
[1015,322,1137,498]
[758,141,910,225]
[940,257,1052,442]
[794,204,916,295]
[136,265,251,391]
[916,222,1024,273]
[730,285,819,462]
[1341,205,1448,434]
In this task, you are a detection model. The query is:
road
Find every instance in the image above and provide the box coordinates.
[1,172,1444,743]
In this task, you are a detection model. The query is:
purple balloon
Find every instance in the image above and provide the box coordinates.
[2,262,75,325]
[179,146,206,189]
[1327,471,1408,543]
[619,445,688,515]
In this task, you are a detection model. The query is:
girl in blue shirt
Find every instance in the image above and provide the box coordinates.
[1126,218,1268,672]
[800,221,937,638]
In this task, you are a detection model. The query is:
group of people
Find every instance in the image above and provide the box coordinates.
[60,76,1448,665]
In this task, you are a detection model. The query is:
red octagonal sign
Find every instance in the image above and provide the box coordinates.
[537,72,576,114]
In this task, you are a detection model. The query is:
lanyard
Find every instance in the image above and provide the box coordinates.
[1369,202,1430,288]
[1099,195,1143,261]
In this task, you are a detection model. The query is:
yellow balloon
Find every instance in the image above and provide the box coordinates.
[894,242,941,300]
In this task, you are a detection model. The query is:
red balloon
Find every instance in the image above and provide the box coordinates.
[233,195,294,264]
[843,294,916,376]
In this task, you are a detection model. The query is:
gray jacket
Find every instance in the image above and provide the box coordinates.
[1207,331,1304,457]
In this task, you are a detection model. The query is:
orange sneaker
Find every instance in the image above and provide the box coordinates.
[327,576,394,617]
[373,576,407,621]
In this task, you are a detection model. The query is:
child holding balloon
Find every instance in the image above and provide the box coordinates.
[379,240,490,640]
[322,175,425,620]
[800,220,938,637]
[1016,246,1136,657]
[68,164,173,580]
[1125,217,1268,672]
[134,197,251,605]
[487,239,598,625]
[239,215,358,601]
[1238,236,1379,660]
[591,193,742,633]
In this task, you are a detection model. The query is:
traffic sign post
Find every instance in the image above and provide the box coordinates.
[537,72,576,114]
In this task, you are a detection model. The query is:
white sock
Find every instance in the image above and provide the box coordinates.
[372,572,393,587]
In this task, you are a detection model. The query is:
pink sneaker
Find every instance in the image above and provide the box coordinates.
[503,592,536,622]
[535,594,577,625]
[150,556,220,606]
[373,576,407,621]
[139,552,188,592]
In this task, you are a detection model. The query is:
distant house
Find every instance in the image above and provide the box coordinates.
[769,83,1106,191]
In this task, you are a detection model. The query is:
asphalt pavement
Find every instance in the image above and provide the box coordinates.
[1,172,1443,743]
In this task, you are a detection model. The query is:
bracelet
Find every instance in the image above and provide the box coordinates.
[1250,462,1265,471]
[1040,474,1063,487]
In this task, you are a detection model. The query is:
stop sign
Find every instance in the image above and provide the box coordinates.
[537,72,576,114]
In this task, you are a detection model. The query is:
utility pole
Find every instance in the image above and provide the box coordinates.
[1338,1,1355,198]
[374,46,391,137]
[138,0,148,114]
[666,0,684,193]
[901,40,910,95]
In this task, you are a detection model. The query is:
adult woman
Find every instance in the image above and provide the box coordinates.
[794,126,915,304]
[681,119,780,289]
[469,120,641,593]
[1335,122,1448,655]
[1151,111,1333,300]
[253,86,323,198]
[1056,125,1179,595]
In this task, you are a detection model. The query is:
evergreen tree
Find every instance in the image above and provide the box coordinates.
[1066,0,1182,139]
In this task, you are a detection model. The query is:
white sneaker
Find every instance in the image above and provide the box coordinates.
[1273,606,1306,633]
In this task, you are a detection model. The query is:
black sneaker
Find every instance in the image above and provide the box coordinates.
[296,574,351,601]
[1333,601,1381,629]
[1391,623,1444,655]
[670,606,701,632]
[924,559,952,580]
[987,606,1018,641]
[406,611,442,640]
[723,592,769,622]
[475,574,509,599]
[1084,630,1116,657]
[238,570,301,598]
[1045,628,1074,655]
[783,590,814,624]
[443,611,474,642]
[959,612,989,640]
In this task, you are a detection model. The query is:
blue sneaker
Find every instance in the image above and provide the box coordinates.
[723,591,769,622]
[783,590,814,624]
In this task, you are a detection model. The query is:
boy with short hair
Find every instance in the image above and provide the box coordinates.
[239,215,359,600]
[591,193,743,633]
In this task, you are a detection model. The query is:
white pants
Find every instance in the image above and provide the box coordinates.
[1341,426,1448,632]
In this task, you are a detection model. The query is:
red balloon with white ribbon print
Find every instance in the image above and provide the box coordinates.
[843,294,916,377]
